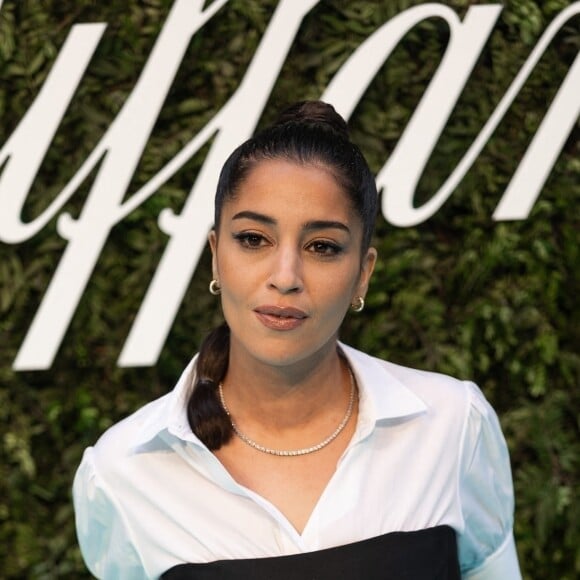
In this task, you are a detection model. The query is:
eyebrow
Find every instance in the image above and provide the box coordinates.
[232,211,351,234]
[303,220,350,234]
[232,210,276,225]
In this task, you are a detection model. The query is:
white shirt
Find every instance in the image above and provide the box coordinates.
[73,343,521,579]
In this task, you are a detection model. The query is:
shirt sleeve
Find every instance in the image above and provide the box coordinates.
[457,382,522,579]
[73,447,147,579]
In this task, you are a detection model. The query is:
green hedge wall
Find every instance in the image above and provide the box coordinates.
[1,1,578,577]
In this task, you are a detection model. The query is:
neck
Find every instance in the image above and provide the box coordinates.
[222,341,349,431]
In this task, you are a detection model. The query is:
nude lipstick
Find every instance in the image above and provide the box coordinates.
[254,306,308,331]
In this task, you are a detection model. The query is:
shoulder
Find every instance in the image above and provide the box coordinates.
[73,397,174,578]
[344,343,480,417]
[342,344,507,468]
[84,392,173,488]
[91,356,198,470]
[99,393,170,449]
[381,356,468,394]
[384,357,495,418]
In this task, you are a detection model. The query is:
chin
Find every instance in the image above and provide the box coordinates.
[253,345,309,367]
[239,334,338,370]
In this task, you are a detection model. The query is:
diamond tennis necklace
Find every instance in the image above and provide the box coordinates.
[218,369,356,457]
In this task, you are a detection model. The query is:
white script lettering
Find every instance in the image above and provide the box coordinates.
[1,1,577,369]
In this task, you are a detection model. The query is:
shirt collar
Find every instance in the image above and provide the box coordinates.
[338,342,427,425]
[132,355,203,450]
[132,343,428,449]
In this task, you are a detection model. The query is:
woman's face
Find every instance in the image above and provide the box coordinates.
[209,158,376,371]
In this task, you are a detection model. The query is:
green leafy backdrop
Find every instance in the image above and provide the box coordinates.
[0,1,578,577]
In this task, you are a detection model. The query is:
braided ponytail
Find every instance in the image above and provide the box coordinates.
[187,323,232,450]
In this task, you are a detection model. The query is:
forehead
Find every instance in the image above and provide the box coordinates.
[222,159,356,223]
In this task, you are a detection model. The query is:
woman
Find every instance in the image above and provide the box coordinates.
[73,101,521,579]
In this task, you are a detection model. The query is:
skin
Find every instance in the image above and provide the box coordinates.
[208,158,377,533]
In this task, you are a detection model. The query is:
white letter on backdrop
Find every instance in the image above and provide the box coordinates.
[326,2,580,225]
[0,24,106,242]
[13,0,229,370]
[118,0,321,366]
[323,3,503,227]
[493,2,580,220]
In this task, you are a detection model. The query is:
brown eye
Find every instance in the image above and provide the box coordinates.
[233,232,267,249]
[307,240,343,256]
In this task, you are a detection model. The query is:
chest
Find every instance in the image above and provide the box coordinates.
[131,420,465,576]
[214,423,355,534]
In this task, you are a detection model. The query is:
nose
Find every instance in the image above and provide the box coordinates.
[267,245,303,294]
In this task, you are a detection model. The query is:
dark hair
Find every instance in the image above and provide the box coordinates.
[188,101,377,450]
[215,100,378,251]
[186,322,231,448]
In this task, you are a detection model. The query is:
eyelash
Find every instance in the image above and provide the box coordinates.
[232,233,343,257]
[233,232,268,249]
[306,240,343,256]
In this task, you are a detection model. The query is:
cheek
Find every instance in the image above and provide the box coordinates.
[220,283,248,311]
[314,268,359,309]
[219,290,248,333]
[216,250,242,287]
[217,257,260,315]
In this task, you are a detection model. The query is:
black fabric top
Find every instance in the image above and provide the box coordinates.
[161,525,460,580]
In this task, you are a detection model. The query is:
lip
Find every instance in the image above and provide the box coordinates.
[254,305,308,331]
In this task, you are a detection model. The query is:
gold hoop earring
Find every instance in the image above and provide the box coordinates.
[351,296,364,312]
[209,279,221,295]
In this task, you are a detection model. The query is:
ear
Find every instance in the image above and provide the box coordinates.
[354,247,377,301]
[208,230,219,280]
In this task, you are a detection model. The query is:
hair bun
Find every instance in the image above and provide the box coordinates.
[274,100,349,139]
